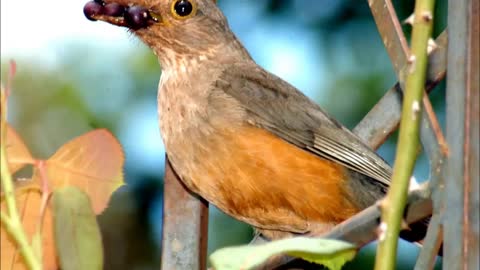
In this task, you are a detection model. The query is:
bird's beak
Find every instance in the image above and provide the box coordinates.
[84,0,163,29]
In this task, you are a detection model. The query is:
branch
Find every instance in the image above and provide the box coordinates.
[374,0,436,269]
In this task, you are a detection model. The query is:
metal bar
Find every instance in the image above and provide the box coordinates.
[369,0,409,76]
[414,214,443,270]
[414,91,448,268]
[369,2,451,266]
[353,31,447,150]
[463,0,479,267]
[464,1,480,268]
[161,158,209,270]
[421,92,448,178]
[255,189,433,270]
[326,189,432,245]
[367,0,449,178]
[444,0,479,269]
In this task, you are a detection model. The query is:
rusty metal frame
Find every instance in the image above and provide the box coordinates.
[443,0,479,269]
[160,0,479,269]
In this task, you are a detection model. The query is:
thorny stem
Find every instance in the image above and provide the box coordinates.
[1,77,42,270]
[374,0,436,269]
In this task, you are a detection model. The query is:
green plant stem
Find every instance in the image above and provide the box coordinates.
[1,89,41,270]
[374,0,436,269]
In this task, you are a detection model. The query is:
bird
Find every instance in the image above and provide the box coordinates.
[83,0,425,241]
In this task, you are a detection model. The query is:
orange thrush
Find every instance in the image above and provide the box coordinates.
[84,0,425,240]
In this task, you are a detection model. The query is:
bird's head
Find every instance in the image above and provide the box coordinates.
[84,0,249,68]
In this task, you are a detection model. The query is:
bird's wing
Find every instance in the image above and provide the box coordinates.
[213,63,392,186]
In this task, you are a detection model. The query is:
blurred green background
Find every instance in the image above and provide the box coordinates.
[1,0,447,269]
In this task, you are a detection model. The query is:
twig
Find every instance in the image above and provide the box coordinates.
[374,0,436,269]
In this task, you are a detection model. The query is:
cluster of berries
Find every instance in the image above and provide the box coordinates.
[83,0,153,29]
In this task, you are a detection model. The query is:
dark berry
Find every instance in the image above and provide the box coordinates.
[84,1,104,21]
[125,6,151,29]
[104,3,125,17]
[174,0,193,17]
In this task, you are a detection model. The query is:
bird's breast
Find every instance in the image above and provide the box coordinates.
[158,66,227,192]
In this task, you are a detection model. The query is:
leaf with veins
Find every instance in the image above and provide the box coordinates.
[42,129,124,214]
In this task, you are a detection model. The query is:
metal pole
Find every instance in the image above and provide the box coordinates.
[444,0,479,269]
[161,158,209,270]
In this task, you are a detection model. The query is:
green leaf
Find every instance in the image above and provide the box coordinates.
[52,186,103,270]
[210,237,356,270]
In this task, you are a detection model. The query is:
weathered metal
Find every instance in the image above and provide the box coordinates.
[464,2,479,269]
[369,0,409,75]
[255,189,433,269]
[326,189,432,246]
[444,0,479,269]
[353,32,447,150]
[415,93,448,270]
[161,158,209,270]
[414,214,443,270]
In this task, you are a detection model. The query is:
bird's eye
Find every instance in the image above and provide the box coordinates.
[171,0,196,18]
